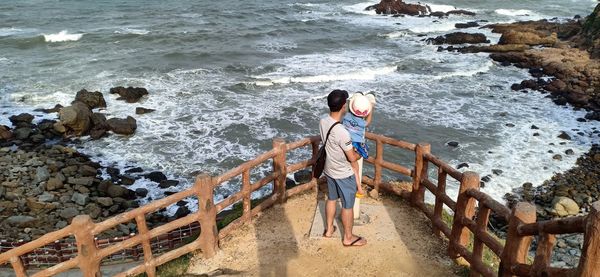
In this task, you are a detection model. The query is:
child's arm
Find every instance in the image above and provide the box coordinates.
[350,159,365,195]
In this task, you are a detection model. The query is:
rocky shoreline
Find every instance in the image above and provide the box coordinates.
[0,88,190,242]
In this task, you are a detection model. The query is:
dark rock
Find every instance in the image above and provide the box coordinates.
[135,188,148,197]
[455,22,479,29]
[533,133,540,136]
[447,141,459,147]
[59,102,92,136]
[107,167,120,178]
[481,175,492,182]
[177,200,187,207]
[125,167,144,174]
[531,125,539,129]
[565,149,575,155]
[120,175,136,186]
[74,89,106,109]
[585,111,600,121]
[286,178,296,189]
[109,86,149,103]
[135,107,155,114]
[89,127,108,140]
[13,127,32,140]
[9,113,34,127]
[59,207,79,220]
[79,165,98,177]
[107,185,128,198]
[106,116,137,135]
[146,171,167,183]
[492,169,503,175]
[372,0,430,16]
[505,123,515,127]
[558,131,572,140]
[0,125,12,140]
[159,180,179,189]
[446,10,476,16]
[34,104,63,114]
[457,163,469,169]
[174,206,190,218]
[577,118,587,122]
[90,113,107,127]
[553,154,563,161]
[427,32,489,45]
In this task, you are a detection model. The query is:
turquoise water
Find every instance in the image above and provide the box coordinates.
[1,0,598,204]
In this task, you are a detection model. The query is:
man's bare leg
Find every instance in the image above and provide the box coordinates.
[324,199,337,237]
[341,208,366,245]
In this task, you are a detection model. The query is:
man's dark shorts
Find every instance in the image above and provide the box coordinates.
[325,175,357,209]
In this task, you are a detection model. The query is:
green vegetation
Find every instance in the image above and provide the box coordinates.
[427,204,504,276]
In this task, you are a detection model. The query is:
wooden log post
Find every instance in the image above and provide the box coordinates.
[499,202,536,277]
[448,171,479,259]
[576,201,600,277]
[9,256,26,277]
[373,139,383,196]
[470,206,491,277]
[195,174,219,258]
[272,138,287,204]
[433,167,447,237]
[242,169,251,222]
[411,143,431,207]
[135,214,156,277]
[72,215,101,277]
[531,233,556,276]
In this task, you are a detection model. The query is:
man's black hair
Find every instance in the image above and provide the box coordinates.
[327,89,348,112]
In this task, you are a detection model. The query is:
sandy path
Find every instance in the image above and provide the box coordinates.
[188,191,462,276]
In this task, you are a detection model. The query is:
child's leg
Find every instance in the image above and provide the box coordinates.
[350,154,364,195]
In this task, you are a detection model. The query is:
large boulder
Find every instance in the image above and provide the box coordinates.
[59,102,92,136]
[369,0,430,16]
[580,4,600,58]
[498,30,557,46]
[109,86,149,103]
[427,32,489,45]
[106,116,137,135]
[74,89,107,109]
[9,113,34,127]
[551,196,580,217]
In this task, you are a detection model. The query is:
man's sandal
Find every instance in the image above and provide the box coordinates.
[343,236,366,247]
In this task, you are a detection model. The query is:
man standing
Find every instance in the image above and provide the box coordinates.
[320,89,367,247]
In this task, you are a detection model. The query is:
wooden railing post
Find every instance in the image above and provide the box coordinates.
[499,202,536,277]
[576,201,600,277]
[9,256,26,277]
[470,206,490,277]
[433,167,447,237]
[195,174,218,258]
[373,139,383,195]
[411,143,430,206]
[448,171,479,259]
[532,233,556,276]
[72,215,101,277]
[135,214,156,277]
[242,169,251,222]
[272,138,287,204]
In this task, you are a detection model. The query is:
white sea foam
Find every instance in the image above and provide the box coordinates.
[114,28,149,35]
[253,65,397,86]
[0,27,25,37]
[426,3,457,13]
[380,31,408,38]
[43,30,83,42]
[343,1,378,15]
[433,60,494,80]
[495,9,537,17]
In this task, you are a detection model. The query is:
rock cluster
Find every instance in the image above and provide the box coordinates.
[366,0,476,17]
[426,32,489,45]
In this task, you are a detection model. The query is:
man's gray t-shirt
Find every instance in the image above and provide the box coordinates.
[319,115,354,179]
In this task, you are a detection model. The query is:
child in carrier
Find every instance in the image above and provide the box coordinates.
[342,92,376,196]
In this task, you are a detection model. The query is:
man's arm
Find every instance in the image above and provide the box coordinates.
[344,148,360,162]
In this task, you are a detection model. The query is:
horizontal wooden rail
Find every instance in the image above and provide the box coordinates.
[421,178,457,211]
[461,217,504,257]
[362,176,411,200]
[465,189,511,222]
[287,159,313,173]
[365,132,416,151]
[423,153,463,181]
[518,215,587,236]
[0,225,74,264]
[450,239,495,277]
[285,136,319,150]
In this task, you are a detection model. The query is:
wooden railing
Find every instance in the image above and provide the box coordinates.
[361,132,599,277]
[0,132,598,277]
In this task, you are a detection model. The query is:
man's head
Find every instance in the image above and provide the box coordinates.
[327,89,349,112]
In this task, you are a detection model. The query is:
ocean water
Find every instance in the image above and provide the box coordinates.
[1,0,599,209]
